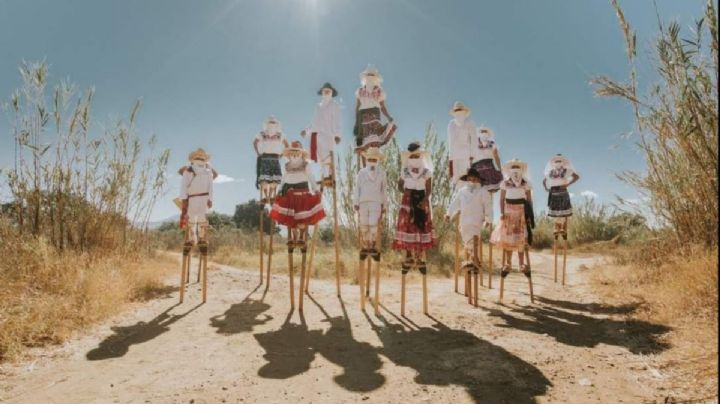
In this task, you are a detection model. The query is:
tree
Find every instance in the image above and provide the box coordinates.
[233,199,275,234]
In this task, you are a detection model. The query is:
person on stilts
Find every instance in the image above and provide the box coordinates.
[471,127,503,192]
[447,101,477,187]
[392,141,436,316]
[269,141,326,312]
[543,154,579,285]
[177,148,214,304]
[353,147,387,314]
[254,116,289,204]
[491,158,536,303]
[445,167,493,307]
[300,82,343,297]
[354,65,396,164]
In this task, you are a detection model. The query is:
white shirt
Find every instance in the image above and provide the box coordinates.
[545,167,576,188]
[179,164,214,201]
[401,167,431,190]
[353,166,387,205]
[447,184,493,227]
[355,85,386,110]
[501,179,531,200]
[255,131,286,155]
[447,118,477,161]
[310,99,341,140]
[280,160,319,194]
[473,137,498,161]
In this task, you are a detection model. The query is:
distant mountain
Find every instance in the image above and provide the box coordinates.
[147,214,180,229]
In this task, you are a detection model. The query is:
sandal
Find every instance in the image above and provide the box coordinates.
[500,265,511,278]
[521,264,531,278]
[401,257,414,270]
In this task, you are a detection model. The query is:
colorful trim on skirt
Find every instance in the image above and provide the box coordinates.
[471,158,503,190]
[392,191,436,251]
[547,186,572,217]
[354,107,396,151]
[256,154,282,189]
[270,188,326,227]
[490,202,527,251]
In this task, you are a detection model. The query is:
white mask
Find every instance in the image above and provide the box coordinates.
[290,155,303,164]
[510,169,523,182]
[192,159,206,168]
[407,158,423,169]
[367,161,378,169]
[321,94,332,103]
[554,161,563,169]
[267,123,278,133]
[363,77,378,87]
[453,111,467,123]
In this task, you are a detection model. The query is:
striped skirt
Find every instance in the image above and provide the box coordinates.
[270,187,326,227]
[547,186,572,217]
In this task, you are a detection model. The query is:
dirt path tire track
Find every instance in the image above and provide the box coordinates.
[0,252,671,403]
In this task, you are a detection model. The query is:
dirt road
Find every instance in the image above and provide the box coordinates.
[0,252,672,403]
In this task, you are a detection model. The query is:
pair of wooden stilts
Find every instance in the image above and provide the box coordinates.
[179,223,209,303]
[498,245,535,303]
[400,251,430,316]
[554,230,568,285]
[357,220,383,315]
[259,152,342,311]
[452,220,494,307]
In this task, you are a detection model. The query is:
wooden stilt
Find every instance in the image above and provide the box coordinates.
[298,237,307,313]
[553,235,558,283]
[288,230,295,310]
[488,225,493,289]
[331,152,341,298]
[179,253,187,303]
[525,246,535,303]
[499,250,507,302]
[454,216,460,293]
[197,251,202,283]
[266,219,274,289]
[202,252,208,303]
[373,218,382,316]
[358,253,366,311]
[473,236,479,307]
[400,273,407,316]
[422,253,429,315]
[304,224,319,293]
[562,236,568,286]
[365,256,372,297]
[478,234,484,287]
[259,200,265,284]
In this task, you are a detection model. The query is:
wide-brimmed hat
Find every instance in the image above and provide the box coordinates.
[188,148,210,162]
[548,154,570,166]
[361,146,385,161]
[477,126,494,137]
[400,141,433,171]
[283,140,310,159]
[263,115,282,131]
[317,82,338,97]
[359,65,384,83]
[449,101,471,116]
[502,158,528,175]
[459,167,482,182]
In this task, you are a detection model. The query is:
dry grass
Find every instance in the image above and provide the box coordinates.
[592,243,718,398]
[0,221,176,362]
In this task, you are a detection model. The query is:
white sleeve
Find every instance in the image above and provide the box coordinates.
[332,103,341,137]
[447,122,454,158]
[353,172,361,205]
[307,163,319,194]
[207,170,214,202]
[467,121,477,158]
[484,190,493,224]
[381,171,388,205]
[179,171,190,199]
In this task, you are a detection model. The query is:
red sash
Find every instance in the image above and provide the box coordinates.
[310,132,319,162]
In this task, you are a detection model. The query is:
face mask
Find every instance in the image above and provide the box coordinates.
[407,158,423,169]
[290,155,303,163]
[510,169,522,182]
[468,182,480,190]
[453,111,467,123]
[321,94,332,103]
[364,77,378,87]
[267,123,278,133]
[367,161,378,169]
[192,159,206,168]
[554,161,563,169]
[479,132,491,143]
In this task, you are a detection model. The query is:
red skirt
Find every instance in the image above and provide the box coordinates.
[392,191,436,251]
[270,189,326,227]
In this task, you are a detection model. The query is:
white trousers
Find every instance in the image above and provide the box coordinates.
[315,132,335,177]
[452,158,471,184]
[359,201,382,245]
[460,223,483,253]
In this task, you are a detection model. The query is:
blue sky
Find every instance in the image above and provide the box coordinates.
[0,0,708,221]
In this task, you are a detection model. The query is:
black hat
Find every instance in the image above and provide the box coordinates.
[459,167,482,182]
[317,82,338,97]
[407,141,422,152]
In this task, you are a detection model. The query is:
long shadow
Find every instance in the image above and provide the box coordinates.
[486,298,670,354]
[365,313,551,403]
[86,303,201,361]
[210,285,273,334]
[309,295,385,392]
[534,296,644,315]
[253,311,322,379]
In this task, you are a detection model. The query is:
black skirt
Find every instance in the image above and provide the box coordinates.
[256,154,282,189]
[547,186,572,217]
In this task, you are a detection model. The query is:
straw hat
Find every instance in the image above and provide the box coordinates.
[549,154,570,166]
[173,197,184,210]
[317,82,338,97]
[361,146,385,161]
[459,167,482,182]
[263,115,282,131]
[502,158,528,175]
[359,65,384,83]
[282,140,310,159]
[188,148,210,162]
[477,126,494,137]
[449,101,471,115]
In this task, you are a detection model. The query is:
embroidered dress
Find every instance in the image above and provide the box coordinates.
[353,86,396,151]
[491,179,533,251]
[255,131,286,188]
[471,138,503,190]
[270,161,325,227]
[546,167,574,217]
[392,167,436,251]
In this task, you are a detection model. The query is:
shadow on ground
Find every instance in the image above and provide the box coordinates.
[86,303,200,361]
[487,296,670,354]
[210,285,273,334]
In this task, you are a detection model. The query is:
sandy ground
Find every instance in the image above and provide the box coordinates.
[0,252,675,403]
